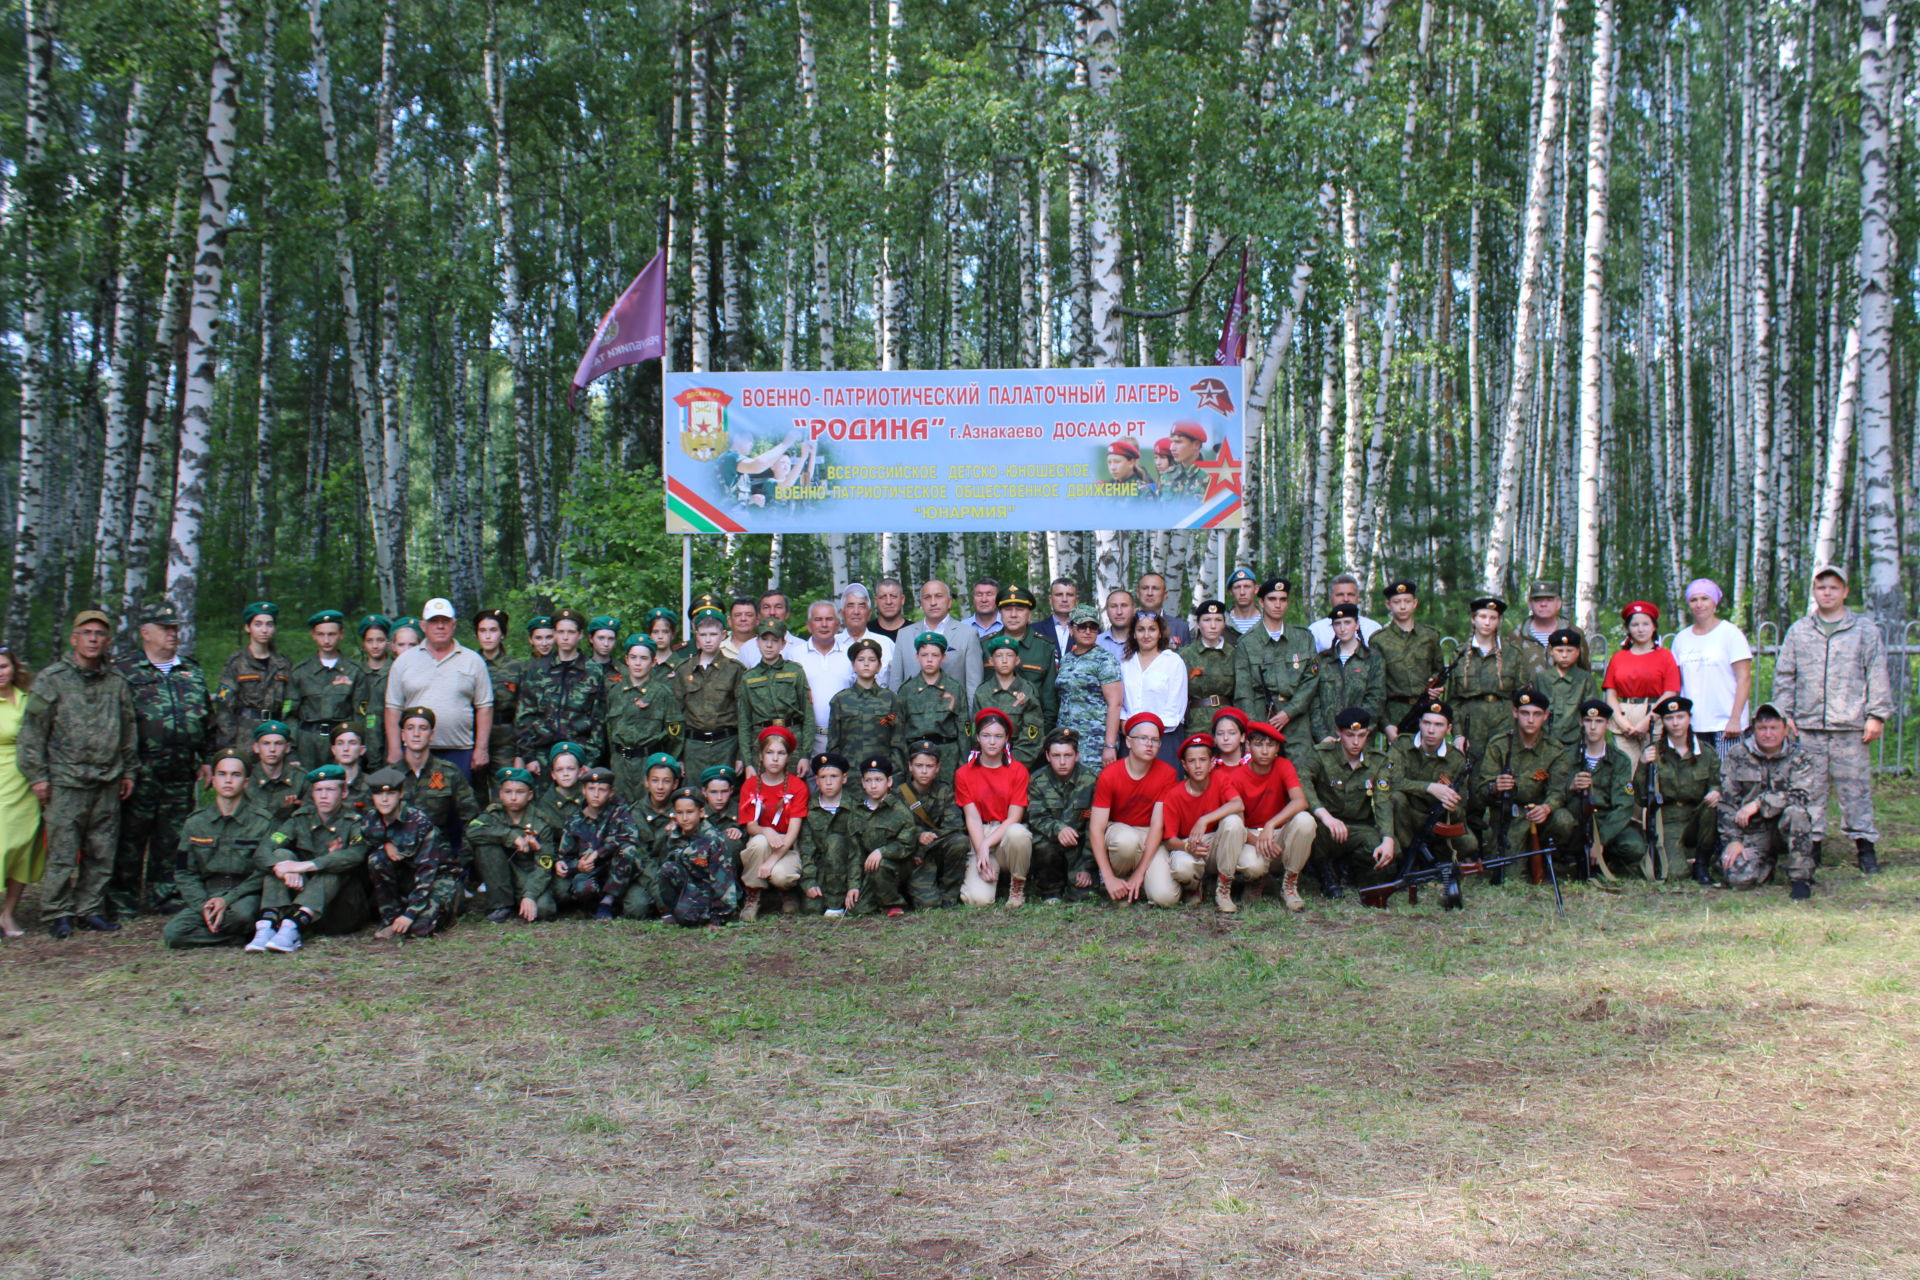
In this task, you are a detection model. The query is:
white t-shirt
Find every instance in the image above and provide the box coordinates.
[1671,620,1753,733]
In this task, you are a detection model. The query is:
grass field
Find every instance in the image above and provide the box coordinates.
[3,786,1918,1279]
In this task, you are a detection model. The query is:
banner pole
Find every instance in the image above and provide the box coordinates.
[681,535,692,631]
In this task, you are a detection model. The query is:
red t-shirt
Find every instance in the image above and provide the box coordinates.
[739,773,809,833]
[1093,758,1179,827]
[1156,771,1239,839]
[1602,646,1682,700]
[1231,759,1303,827]
[954,759,1032,822]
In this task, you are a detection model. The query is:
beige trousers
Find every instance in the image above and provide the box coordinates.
[741,834,802,889]
[1102,823,1180,906]
[959,822,1034,906]
[1169,814,1249,885]
[1239,811,1316,878]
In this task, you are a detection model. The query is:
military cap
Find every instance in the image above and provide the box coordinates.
[1212,706,1250,730]
[1171,420,1207,445]
[811,751,851,775]
[1245,720,1287,744]
[757,725,797,751]
[1328,602,1359,621]
[905,739,944,761]
[1044,726,1081,747]
[1513,687,1549,710]
[327,722,364,742]
[548,740,592,765]
[912,630,949,652]
[698,765,737,786]
[1620,600,1659,624]
[1385,579,1418,599]
[1527,579,1562,599]
[685,592,723,618]
[847,638,883,664]
[495,766,536,787]
[1547,628,1584,648]
[471,608,508,631]
[973,706,1013,733]
[691,606,726,626]
[579,766,617,785]
[1194,599,1227,618]
[421,598,456,622]
[1225,567,1258,587]
[860,755,894,776]
[252,720,292,741]
[1259,577,1292,597]
[305,764,347,785]
[553,608,588,629]
[1108,440,1141,460]
[1178,733,1219,757]
[140,602,182,627]
[69,609,110,632]
[209,747,250,768]
[997,584,1037,610]
[1653,694,1693,717]
[1751,701,1787,723]
[1578,699,1614,719]
[1469,596,1508,615]
[399,704,437,728]
[622,634,657,654]
[359,612,395,636]
[754,617,786,639]
[982,634,1020,657]
[525,615,554,634]
[587,615,621,635]
[1333,706,1373,730]
[241,601,279,623]
[644,606,678,627]
[1419,699,1453,722]
[667,786,703,807]
[1068,604,1102,626]
[391,616,421,633]
[1122,711,1165,737]
[1152,437,1174,457]
[306,609,346,628]
[1811,563,1849,584]
[368,767,408,792]
[644,752,682,776]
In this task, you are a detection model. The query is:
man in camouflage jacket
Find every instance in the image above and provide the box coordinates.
[113,602,215,915]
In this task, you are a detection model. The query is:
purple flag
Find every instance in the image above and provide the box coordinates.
[1212,247,1248,367]
[569,250,667,410]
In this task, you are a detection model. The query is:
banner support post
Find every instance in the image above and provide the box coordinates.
[681,536,692,632]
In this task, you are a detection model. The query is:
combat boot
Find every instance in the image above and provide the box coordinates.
[739,887,762,922]
[1279,871,1305,912]
[1316,858,1346,900]
[1789,880,1812,901]
[1214,875,1238,914]
[1857,838,1881,876]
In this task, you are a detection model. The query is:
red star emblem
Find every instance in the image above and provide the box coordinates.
[1197,439,1243,505]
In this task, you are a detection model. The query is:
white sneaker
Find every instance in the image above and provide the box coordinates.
[265,919,303,953]
[243,920,275,952]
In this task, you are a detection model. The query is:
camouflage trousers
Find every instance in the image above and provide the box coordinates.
[556,854,660,918]
[367,857,463,936]
[1724,809,1814,888]
[659,851,738,925]
[678,733,737,786]
[1028,835,1097,901]
[866,833,968,910]
[1797,729,1878,842]
[260,867,373,933]
[113,773,197,914]
[162,881,261,949]
[41,783,120,921]
[1648,802,1715,880]
[472,846,556,918]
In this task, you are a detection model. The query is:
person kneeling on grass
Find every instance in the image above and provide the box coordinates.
[248,765,372,953]
[1303,708,1399,898]
[363,767,465,939]
[1230,722,1316,911]
[1157,734,1248,913]
[468,767,557,922]
[1088,712,1180,906]
[1567,698,1648,877]
[656,787,737,926]
[894,740,969,907]
[1025,728,1098,903]
[955,709,1034,907]
[164,750,273,949]
[738,726,809,920]
[852,756,921,917]
[798,752,864,916]
[556,766,650,920]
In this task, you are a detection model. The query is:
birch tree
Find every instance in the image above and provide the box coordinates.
[9,0,54,633]
[92,80,151,606]
[1571,0,1616,632]
[1852,0,1900,620]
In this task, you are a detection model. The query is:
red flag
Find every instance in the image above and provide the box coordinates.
[1212,247,1248,367]
[569,250,667,410]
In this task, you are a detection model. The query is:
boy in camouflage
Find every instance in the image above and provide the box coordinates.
[251,765,372,953]
[827,639,897,766]
[797,753,864,916]
[893,741,970,907]
[1025,728,1099,902]
[364,767,464,938]
[607,636,683,799]
[533,742,590,833]
[1537,631,1599,748]
[244,721,308,823]
[285,610,365,768]
[656,788,737,926]
[894,634,968,783]
[1639,695,1721,883]
[974,636,1047,769]
[213,602,291,751]
[851,756,921,916]
[555,767,650,919]
[163,751,272,949]
[468,768,558,922]
[1565,699,1648,877]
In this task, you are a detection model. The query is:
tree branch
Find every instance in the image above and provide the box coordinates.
[1112,237,1241,319]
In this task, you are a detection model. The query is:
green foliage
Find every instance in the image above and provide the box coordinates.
[520,462,685,622]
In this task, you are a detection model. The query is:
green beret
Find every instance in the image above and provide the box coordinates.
[525,615,554,633]
[391,616,420,631]
[252,720,292,741]
[306,609,346,628]
[356,613,393,637]
[644,752,683,776]
[588,615,620,634]
[548,740,594,765]
[913,631,949,653]
[691,606,725,626]
[644,607,677,627]
[241,601,278,623]
[982,635,1019,657]
[495,766,535,787]
[622,634,657,654]
[698,765,737,786]
[306,764,346,784]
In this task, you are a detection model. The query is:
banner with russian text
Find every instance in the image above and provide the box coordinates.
[662,366,1245,535]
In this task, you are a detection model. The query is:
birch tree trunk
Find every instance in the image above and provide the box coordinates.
[1084,0,1125,597]
[721,6,746,370]
[688,0,713,373]
[252,2,279,595]
[9,0,53,634]
[797,0,833,370]
[374,0,406,597]
[1479,0,1572,593]
[119,188,188,634]
[1811,323,1862,572]
[1571,0,1616,632]
[1853,0,1900,620]
[879,0,903,370]
[162,0,240,654]
[93,80,151,606]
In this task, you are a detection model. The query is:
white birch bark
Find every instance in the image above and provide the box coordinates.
[879,0,903,370]
[797,0,833,370]
[1571,0,1616,632]
[374,0,406,595]
[1309,336,1340,600]
[252,1,279,594]
[688,0,712,373]
[93,79,151,606]
[1084,0,1125,597]
[119,187,188,634]
[1853,0,1900,618]
[1811,323,1862,573]
[721,6,746,370]
[9,0,53,633]
[161,0,241,654]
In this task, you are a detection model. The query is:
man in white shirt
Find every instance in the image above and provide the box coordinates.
[1036,578,1079,656]
[887,580,981,701]
[1307,573,1384,651]
[384,597,494,777]
[836,583,898,688]
[967,578,1004,642]
[795,601,855,754]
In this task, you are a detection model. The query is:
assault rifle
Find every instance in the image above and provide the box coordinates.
[1395,647,1469,736]
[1643,735,1668,881]
[1361,744,1480,911]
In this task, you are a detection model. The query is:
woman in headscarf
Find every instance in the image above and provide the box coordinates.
[1667,579,1753,754]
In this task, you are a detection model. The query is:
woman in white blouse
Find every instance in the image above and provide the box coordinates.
[1120,613,1190,763]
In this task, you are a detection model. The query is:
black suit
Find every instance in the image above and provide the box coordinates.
[1035,616,1075,656]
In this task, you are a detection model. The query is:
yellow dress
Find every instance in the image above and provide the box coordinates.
[0,691,45,884]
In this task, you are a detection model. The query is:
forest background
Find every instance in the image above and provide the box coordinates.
[0,0,1914,662]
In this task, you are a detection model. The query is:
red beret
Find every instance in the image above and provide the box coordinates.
[973,707,1012,732]
[1621,600,1659,624]
[1108,440,1140,460]
[756,725,797,751]
[1122,711,1165,737]
[1171,421,1207,445]
[1152,438,1174,457]
[1245,721,1287,744]
[1211,706,1250,729]
[1179,734,1218,757]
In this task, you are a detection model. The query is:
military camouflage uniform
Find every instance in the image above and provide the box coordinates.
[1638,735,1719,879]
[285,654,366,767]
[161,801,273,949]
[213,649,292,752]
[1771,608,1894,844]
[397,753,480,852]
[1231,623,1319,770]
[736,656,814,769]
[17,657,139,923]
[113,653,215,914]
[245,761,308,825]
[260,802,372,932]
[606,672,683,801]
[1181,640,1236,736]
[1509,612,1591,681]
[467,804,559,917]
[556,801,650,916]
[1160,460,1205,499]
[476,650,520,770]
[826,682,898,767]
[1374,621,1446,731]
[1309,643,1385,743]
[1001,630,1061,724]
[1025,763,1098,900]
[892,776,969,907]
[1566,741,1648,875]
[356,661,393,763]
[1055,646,1122,770]
[893,673,969,781]
[853,792,931,911]
[1535,665,1600,748]
[365,801,464,935]
[676,654,745,781]
[1717,737,1816,887]
[515,653,607,767]
[796,795,864,913]
[533,782,583,837]
[1386,737,1480,863]
[1472,728,1579,857]
[1304,741,1399,884]
[657,821,738,925]
[974,675,1047,769]
[1448,643,1519,756]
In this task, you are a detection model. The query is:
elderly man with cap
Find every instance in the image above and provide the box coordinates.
[1472,688,1578,870]
[1771,563,1894,876]
[1302,707,1397,898]
[1510,579,1591,682]
[284,609,365,769]
[1105,439,1159,496]
[1231,577,1320,772]
[382,597,494,778]
[19,609,138,937]
[1373,579,1445,738]
[250,764,371,952]
[1307,573,1384,652]
[1221,567,1263,640]
[515,607,605,775]
[391,705,481,857]
[1670,578,1752,752]
[795,600,856,756]
[214,601,291,751]
[1635,694,1720,882]
[1717,702,1818,895]
[738,617,816,774]
[363,766,464,938]
[162,749,273,949]
[1182,601,1236,735]
[112,601,215,917]
[1160,421,1210,499]
[1386,700,1479,879]
[835,583,898,688]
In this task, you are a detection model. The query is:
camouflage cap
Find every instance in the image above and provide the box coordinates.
[1527,579,1561,600]
[1068,604,1102,626]
[755,618,787,639]
[1812,563,1849,584]
[140,602,182,627]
